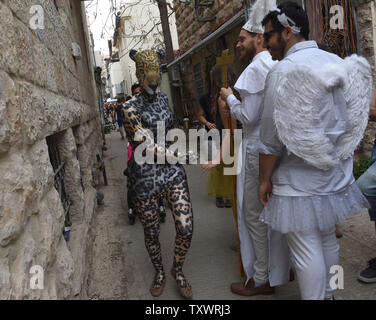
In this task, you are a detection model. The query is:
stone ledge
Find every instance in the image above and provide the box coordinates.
[16,80,98,146]
[68,185,96,298]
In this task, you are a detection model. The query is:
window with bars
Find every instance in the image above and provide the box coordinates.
[46,135,72,241]
[205,55,216,93]
[193,62,204,99]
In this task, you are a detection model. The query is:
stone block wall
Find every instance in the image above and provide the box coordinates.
[173,0,243,52]
[0,0,102,299]
[357,0,376,155]
[358,0,376,77]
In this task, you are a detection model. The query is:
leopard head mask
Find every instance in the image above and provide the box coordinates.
[130,49,165,96]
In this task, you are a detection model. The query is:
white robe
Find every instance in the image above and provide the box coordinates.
[227,51,290,286]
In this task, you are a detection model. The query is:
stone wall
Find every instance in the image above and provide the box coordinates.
[0,0,102,299]
[172,0,243,52]
[357,0,376,155]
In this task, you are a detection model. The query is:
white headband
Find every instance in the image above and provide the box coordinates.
[275,9,302,34]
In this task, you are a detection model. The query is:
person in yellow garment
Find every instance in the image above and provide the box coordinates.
[200,65,237,208]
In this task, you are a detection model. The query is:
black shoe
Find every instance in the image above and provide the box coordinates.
[128,208,136,225]
[159,205,166,223]
[216,197,224,208]
[224,198,232,208]
[358,258,376,283]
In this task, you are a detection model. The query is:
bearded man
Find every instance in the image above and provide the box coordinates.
[259,1,372,300]
[216,0,291,296]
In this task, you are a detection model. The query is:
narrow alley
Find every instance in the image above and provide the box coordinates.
[86,131,376,300]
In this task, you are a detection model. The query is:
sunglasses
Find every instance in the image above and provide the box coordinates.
[263,29,281,42]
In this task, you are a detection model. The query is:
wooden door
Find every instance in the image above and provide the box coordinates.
[306,0,359,57]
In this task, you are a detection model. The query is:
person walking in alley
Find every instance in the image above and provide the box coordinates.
[115,97,126,140]
[123,49,195,299]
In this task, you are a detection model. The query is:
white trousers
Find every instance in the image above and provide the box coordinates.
[243,152,269,284]
[286,227,339,300]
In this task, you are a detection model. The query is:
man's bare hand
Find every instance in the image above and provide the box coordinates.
[258,180,273,206]
[206,122,217,130]
[220,87,233,101]
[201,161,219,171]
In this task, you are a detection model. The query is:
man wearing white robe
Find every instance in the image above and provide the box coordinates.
[259,2,371,300]
[218,0,291,296]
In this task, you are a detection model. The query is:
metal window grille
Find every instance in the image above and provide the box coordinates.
[205,55,216,92]
[194,63,204,99]
[46,135,72,241]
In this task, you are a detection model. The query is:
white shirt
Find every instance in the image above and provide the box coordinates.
[260,41,355,196]
[226,51,277,155]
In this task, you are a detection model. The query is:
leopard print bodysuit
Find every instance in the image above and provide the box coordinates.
[124,90,193,297]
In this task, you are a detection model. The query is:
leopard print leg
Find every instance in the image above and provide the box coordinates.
[166,179,193,298]
[134,196,165,293]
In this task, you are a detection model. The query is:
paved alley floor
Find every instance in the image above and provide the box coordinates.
[88,131,376,300]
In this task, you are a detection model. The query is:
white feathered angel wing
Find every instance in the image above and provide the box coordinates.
[274,55,372,170]
[274,64,344,170]
[337,54,373,159]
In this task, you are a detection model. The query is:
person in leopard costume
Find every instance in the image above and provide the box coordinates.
[123,49,194,299]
